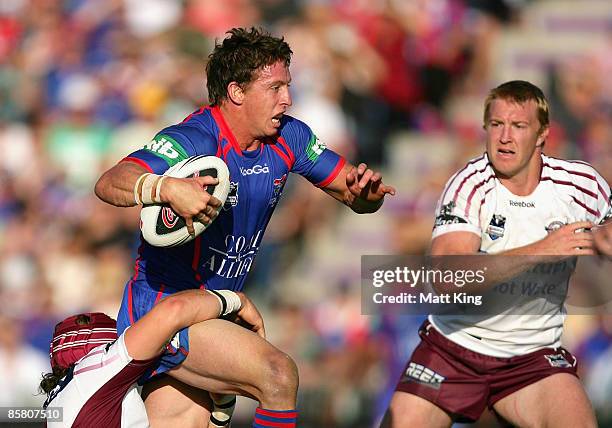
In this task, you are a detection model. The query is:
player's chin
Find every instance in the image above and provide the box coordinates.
[491,160,517,177]
[263,126,279,137]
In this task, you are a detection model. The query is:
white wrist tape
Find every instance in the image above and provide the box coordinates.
[154,176,167,203]
[141,174,161,204]
[209,394,236,428]
[207,290,242,317]
[134,173,164,205]
[134,173,149,205]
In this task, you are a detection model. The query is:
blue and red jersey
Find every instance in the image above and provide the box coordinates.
[122,105,345,293]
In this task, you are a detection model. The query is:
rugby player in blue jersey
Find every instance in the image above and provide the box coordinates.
[95,27,395,427]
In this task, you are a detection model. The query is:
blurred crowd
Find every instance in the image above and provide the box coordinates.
[0,0,610,426]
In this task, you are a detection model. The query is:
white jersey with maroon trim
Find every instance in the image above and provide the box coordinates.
[429,153,611,357]
[46,330,151,428]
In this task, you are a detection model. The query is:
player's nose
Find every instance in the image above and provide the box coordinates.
[281,86,292,107]
[499,125,512,143]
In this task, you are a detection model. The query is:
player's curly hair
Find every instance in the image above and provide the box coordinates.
[39,367,69,396]
[206,27,293,106]
[484,80,550,135]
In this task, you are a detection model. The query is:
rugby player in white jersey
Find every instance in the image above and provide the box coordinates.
[383,80,612,427]
[41,289,263,428]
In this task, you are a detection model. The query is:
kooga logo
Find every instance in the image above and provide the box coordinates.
[240,165,270,176]
[510,200,535,208]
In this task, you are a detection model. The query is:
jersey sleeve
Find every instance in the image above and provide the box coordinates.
[432,163,488,239]
[281,117,345,187]
[594,169,611,224]
[122,124,217,174]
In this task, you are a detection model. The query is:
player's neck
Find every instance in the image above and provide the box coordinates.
[218,103,261,152]
[497,154,543,196]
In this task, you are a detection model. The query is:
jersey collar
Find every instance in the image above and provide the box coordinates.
[211,105,243,157]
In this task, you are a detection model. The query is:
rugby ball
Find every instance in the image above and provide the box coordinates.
[140,156,230,247]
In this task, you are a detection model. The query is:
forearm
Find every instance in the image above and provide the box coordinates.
[172,290,226,330]
[123,291,223,361]
[95,161,148,207]
[461,253,547,293]
[431,241,555,294]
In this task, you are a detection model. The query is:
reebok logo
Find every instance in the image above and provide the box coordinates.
[240,164,269,176]
[401,362,445,389]
[545,354,573,368]
[510,200,535,208]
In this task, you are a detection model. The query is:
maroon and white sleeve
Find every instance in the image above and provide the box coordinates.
[432,155,493,239]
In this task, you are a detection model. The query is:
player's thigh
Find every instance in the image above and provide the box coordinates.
[493,373,596,428]
[381,391,453,428]
[143,375,212,428]
[168,318,297,400]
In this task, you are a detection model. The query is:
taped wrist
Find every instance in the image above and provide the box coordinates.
[209,394,236,428]
[207,290,242,317]
[134,173,165,205]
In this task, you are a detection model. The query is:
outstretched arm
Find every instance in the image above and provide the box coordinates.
[124,290,263,361]
[322,162,396,213]
[430,221,595,293]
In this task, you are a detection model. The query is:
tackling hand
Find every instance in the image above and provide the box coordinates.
[228,293,266,339]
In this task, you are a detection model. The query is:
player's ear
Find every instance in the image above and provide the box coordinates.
[227,82,244,105]
[536,126,549,148]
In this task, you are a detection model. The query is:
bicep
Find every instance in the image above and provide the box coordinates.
[430,231,481,255]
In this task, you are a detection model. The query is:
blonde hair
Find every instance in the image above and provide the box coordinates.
[484,80,550,134]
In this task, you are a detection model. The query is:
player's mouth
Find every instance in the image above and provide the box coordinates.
[497,148,515,158]
[271,113,283,127]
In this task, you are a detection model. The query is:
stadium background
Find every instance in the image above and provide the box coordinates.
[0,0,610,426]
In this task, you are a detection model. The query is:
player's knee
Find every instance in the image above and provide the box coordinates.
[259,350,298,403]
[267,351,298,392]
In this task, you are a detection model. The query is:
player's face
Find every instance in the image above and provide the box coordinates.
[243,61,292,138]
[485,98,548,181]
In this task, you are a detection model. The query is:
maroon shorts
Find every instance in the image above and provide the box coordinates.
[395,321,578,422]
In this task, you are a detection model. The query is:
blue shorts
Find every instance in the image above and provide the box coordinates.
[117,279,190,382]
